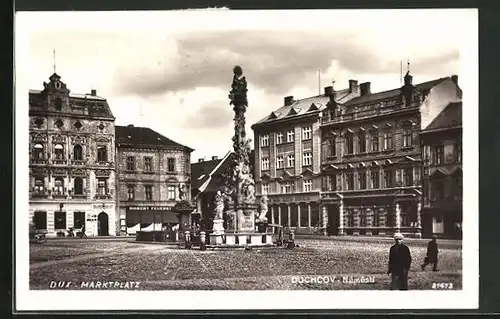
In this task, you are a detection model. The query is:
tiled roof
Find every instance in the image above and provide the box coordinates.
[115,125,194,151]
[191,158,222,191]
[255,87,359,125]
[343,77,448,106]
[423,102,462,132]
[29,89,107,101]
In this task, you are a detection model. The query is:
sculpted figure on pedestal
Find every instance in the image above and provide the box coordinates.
[229,65,248,105]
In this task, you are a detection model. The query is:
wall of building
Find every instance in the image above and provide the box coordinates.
[420,78,462,130]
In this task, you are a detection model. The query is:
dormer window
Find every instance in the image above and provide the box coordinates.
[54,98,62,111]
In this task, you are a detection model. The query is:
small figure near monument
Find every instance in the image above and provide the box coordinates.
[214,190,225,220]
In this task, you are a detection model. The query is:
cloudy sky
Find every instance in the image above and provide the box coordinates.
[16,9,475,161]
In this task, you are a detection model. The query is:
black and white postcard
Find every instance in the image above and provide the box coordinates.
[14,8,478,312]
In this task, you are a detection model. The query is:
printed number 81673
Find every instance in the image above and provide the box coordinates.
[432,282,454,289]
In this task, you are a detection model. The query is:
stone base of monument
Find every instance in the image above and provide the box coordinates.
[206,232,275,248]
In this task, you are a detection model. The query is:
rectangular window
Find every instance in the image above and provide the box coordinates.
[287,154,295,167]
[303,152,312,166]
[384,169,394,188]
[260,134,269,147]
[346,172,354,190]
[403,129,413,147]
[54,144,65,160]
[167,185,176,200]
[433,180,445,200]
[403,167,414,186]
[383,131,393,150]
[345,134,354,154]
[276,132,283,144]
[261,157,270,170]
[127,185,135,200]
[54,211,66,230]
[371,169,380,189]
[302,126,312,140]
[303,179,313,192]
[144,157,153,172]
[97,146,107,162]
[33,143,45,159]
[33,211,47,230]
[358,132,366,153]
[167,158,176,172]
[287,130,295,143]
[371,132,379,152]
[73,211,85,229]
[276,155,284,169]
[329,137,336,156]
[281,182,293,194]
[262,183,269,194]
[126,157,135,171]
[358,171,367,189]
[434,146,444,164]
[97,178,107,195]
[145,185,153,200]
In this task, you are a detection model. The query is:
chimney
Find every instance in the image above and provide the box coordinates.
[198,158,205,163]
[127,124,134,127]
[451,75,458,85]
[212,156,218,161]
[324,86,334,97]
[284,96,294,106]
[359,82,371,96]
[349,80,358,93]
[91,89,97,96]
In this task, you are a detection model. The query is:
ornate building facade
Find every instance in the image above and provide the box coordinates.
[319,72,462,238]
[420,102,462,239]
[29,73,117,237]
[115,125,193,235]
[252,81,361,233]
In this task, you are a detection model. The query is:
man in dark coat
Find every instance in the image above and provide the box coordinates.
[388,233,412,290]
[421,235,439,271]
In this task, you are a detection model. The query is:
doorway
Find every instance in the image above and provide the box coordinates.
[98,212,109,236]
[327,204,340,236]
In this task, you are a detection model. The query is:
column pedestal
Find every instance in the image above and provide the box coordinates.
[321,204,328,235]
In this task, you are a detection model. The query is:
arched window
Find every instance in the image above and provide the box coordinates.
[54,177,64,195]
[74,177,83,195]
[54,144,64,159]
[33,143,44,159]
[73,145,83,161]
[54,98,62,111]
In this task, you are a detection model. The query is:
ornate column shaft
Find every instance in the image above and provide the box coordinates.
[379,208,386,236]
[288,204,291,227]
[278,205,282,226]
[307,203,312,227]
[271,205,275,224]
[416,199,422,238]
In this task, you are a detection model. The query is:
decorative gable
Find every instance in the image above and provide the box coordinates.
[287,107,300,116]
[267,112,279,120]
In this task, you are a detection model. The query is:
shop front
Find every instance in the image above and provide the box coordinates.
[126,205,179,235]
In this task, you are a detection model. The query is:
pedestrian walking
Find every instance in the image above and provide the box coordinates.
[80,224,88,238]
[387,233,412,290]
[421,235,439,271]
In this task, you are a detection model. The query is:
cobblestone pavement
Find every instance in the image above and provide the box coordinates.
[29,239,462,290]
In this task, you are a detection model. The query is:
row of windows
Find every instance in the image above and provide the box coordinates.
[259,168,417,194]
[126,156,176,173]
[32,211,86,230]
[261,152,312,170]
[127,184,178,201]
[344,213,418,228]
[327,129,412,157]
[32,176,109,196]
[423,144,462,165]
[260,126,312,147]
[32,143,108,162]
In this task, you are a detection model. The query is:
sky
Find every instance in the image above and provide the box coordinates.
[16,9,475,162]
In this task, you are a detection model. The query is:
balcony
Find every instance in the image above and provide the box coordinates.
[71,159,86,166]
[30,188,48,198]
[30,158,48,165]
[52,158,68,165]
[95,188,112,200]
[52,188,68,199]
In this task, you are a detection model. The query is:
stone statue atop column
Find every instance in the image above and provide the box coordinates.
[214,190,224,220]
[229,65,248,106]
